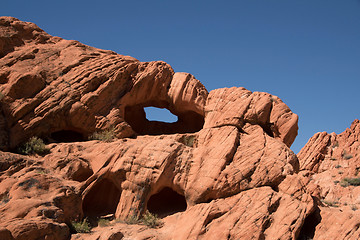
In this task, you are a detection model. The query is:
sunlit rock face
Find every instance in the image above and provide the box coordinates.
[2,16,359,240]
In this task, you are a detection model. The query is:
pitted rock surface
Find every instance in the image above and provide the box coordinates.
[1,17,359,240]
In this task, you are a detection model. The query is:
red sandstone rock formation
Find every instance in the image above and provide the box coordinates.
[297,119,360,239]
[0,16,358,240]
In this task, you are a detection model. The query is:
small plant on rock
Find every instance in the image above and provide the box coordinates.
[343,154,354,160]
[0,193,10,205]
[17,136,50,155]
[179,135,196,147]
[340,179,350,187]
[343,177,360,186]
[125,214,140,225]
[71,218,91,233]
[97,218,111,227]
[142,210,162,228]
[342,150,353,160]
[321,199,339,207]
[89,127,116,142]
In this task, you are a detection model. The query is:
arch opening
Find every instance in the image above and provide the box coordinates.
[124,105,204,135]
[147,187,187,218]
[82,178,121,218]
[50,130,85,143]
[144,107,178,123]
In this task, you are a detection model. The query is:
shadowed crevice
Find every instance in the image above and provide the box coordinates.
[50,130,85,142]
[297,206,322,240]
[82,178,121,218]
[147,187,187,218]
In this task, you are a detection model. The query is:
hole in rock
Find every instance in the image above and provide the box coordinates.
[297,206,322,240]
[51,130,85,143]
[147,187,187,218]
[125,105,204,135]
[82,178,121,218]
[144,107,178,123]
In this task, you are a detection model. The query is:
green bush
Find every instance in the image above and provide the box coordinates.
[89,127,116,142]
[340,180,349,187]
[17,137,50,155]
[343,177,360,186]
[343,154,353,160]
[97,218,111,227]
[142,210,161,228]
[71,219,91,233]
[342,150,353,160]
[125,214,140,225]
[179,135,196,147]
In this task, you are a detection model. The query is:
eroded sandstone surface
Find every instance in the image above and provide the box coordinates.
[0,17,359,240]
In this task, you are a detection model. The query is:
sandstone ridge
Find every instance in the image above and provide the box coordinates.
[0,17,358,240]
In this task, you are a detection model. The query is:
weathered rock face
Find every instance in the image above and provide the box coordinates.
[0,16,357,240]
[0,17,208,151]
[298,119,360,239]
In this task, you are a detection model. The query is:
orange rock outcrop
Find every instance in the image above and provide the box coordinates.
[0,17,359,240]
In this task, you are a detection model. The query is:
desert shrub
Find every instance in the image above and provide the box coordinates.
[89,127,116,142]
[0,91,4,101]
[71,218,91,233]
[179,135,196,147]
[125,214,140,225]
[351,205,358,211]
[97,218,111,227]
[35,168,49,175]
[142,210,161,228]
[17,137,50,155]
[342,150,353,160]
[321,200,339,207]
[0,193,10,205]
[343,154,353,160]
[335,165,341,169]
[343,177,360,186]
[340,180,349,187]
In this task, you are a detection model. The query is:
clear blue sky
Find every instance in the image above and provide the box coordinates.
[2,0,360,153]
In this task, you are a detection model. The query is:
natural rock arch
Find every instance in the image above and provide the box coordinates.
[147,187,187,217]
[124,105,204,135]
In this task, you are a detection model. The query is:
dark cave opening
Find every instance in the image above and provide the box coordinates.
[82,178,121,218]
[124,105,204,135]
[50,130,85,143]
[297,206,322,240]
[147,187,187,218]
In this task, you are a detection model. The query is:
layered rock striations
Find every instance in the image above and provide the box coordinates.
[0,16,358,240]
[298,119,360,239]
